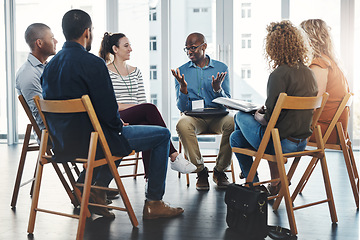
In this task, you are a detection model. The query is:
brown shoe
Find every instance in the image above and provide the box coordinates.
[143,200,184,220]
[213,168,230,189]
[196,167,209,191]
[89,187,115,218]
[107,190,120,200]
[267,182,281,196]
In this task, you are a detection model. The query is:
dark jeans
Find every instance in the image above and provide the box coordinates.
[120,103,176,177]
[95,125,171,200]
[230,111,307,182]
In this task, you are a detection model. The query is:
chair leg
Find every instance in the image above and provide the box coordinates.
[273,156,301,210]
[29,166,37,197]
[76,133,98,240]
[71,162,81,177]
[50,161,79,208]
[11,124,32,208]
[319,154,338,223]
[298,156,319,194]
[27,130,49,235]
[111,163,138,227]
[290,157,319,204]
[62,163,81,207]
[101,134,138,227]
[337,123,359,208]
[230,160,235,183]
[133,152,140,179]
[27,156,44,235]
[186,173,190,187]
[272,130,297,235]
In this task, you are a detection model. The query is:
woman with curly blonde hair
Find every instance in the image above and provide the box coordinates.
[230,20,318,195]
[300,19,350,144]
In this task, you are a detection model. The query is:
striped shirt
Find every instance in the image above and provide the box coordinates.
[109,67,147,104]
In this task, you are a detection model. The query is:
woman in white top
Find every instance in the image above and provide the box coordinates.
[99,32,196,176]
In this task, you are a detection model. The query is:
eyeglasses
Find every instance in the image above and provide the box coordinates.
[183,42,206,53]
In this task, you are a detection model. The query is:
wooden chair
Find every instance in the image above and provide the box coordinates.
[118,152,145,179]
[28,95,138,240]
[11,95,80,208]
[178,133,236,186]
[232,92,337,235]
[295,92,358,208]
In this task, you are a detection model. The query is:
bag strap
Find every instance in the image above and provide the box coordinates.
[244,182,255,190]
[267,225,297,239]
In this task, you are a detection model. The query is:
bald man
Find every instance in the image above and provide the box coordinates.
[171,32,234,191]
[16,23,58,134]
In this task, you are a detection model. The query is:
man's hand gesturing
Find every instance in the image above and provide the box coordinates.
[171,68,188,94]
[211,72,227,92]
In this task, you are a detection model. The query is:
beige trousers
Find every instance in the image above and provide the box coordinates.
[176,114,234,172]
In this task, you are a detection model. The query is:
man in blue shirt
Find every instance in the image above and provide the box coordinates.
[16,23,58,138]
[171,33,234,191]
[42,9,184,220]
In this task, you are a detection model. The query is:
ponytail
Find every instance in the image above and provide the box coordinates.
[99,32,126,63]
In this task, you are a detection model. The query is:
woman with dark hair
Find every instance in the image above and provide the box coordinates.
[230,20,318,195]
[300,19,350,144]
[99,32,196,175]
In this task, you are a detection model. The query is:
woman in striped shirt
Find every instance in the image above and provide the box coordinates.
[99,32,196,176]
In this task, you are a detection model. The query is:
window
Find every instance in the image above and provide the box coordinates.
[193,8,208,13]
[150,36,157,51]
[241,34,251,49]
[241,65,251,80]
[149,7,157,21]
[0,2,6,141]
[151,94,158,106]
[12,0,106,142]
[241,3,251,18]
[150,65,157,80]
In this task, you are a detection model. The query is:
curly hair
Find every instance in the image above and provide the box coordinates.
[265,20,310,69]
[300,19,336,63]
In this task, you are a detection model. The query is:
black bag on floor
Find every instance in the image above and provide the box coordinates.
[225,183,268,239]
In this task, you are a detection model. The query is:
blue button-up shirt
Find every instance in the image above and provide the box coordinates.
[175,55,231,112]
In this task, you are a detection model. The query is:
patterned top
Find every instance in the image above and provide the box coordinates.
[109,67,147,104]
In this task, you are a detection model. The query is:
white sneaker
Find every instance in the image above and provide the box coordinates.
[170,154,197,174]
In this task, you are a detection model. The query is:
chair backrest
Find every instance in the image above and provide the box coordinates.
[321,92,353,144]
[33,95,113,159]
[18,95,42,139]
[256,92,329,156]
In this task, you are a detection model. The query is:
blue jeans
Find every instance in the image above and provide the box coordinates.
[230,111,307,182]
[96,125,170,201]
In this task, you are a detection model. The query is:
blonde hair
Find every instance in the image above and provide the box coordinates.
[265,20,310,69]
[300,19,336,62]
